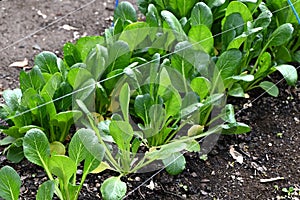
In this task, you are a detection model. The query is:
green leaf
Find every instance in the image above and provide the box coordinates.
[190,2,213,28]
[20,66,45,92]
[221,104,236,124]
[228,83,245,97]
[177,0,197,17]
[0,166,21,200]
[75,36,104,62]
[7,145,24,163]
[107,41,131,71]
[162,152,186,175]
[109,121,134,151]
[69,131,88,166]
[49,141,66,155]
[23,129,50,167]
[215,49,242,87]
[224,1,252,25]
[114,1,137,23]
[161,10,187,41]
[275,65,298,86]
[188,25,214,54]
[191,77,211,100]
[134,94,152,124]
[49,155,77,183]
[36,180,55,200]
[222,13,244,50]
[63,42,82,67]
[77,128,105,162]
[119,83,130,122]
[259,81,279,97]
[2,89,22,111]
[85,44,108,80]
[222,122,251,134]
[268,23,294,47]
[230,74,254,82]
[34,51,59,74]
[100,177,127,200]
[119,22,149,51]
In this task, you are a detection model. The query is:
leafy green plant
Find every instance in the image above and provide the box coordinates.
[0,166,21,200]
[22,128,105,200]
[0,51,82,163]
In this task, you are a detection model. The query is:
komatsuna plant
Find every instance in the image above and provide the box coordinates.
[0,128,105,200]
[0,51,82,163]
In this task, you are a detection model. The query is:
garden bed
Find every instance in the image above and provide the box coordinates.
[0,0,299,199]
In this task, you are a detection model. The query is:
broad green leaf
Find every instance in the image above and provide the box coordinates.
[190,2,213,28]
[222,13,244,50]
[215,49,242,87]
[2,126,23,139]
[275,46,292,63]
[146,4,161,28]
[259,81,279,97]
[119,83,130,122]
[36,180,55,200]
[161,10,187,41]
[256,52,272,78]
[54,82,73,111]
[2,89,22,111]
[114,1,137,23]
[162,152,186,175]
[0,136,15,146]
[134,94,152,124]
[191,77,211,100]
[268,23,294,47]
[221,104,236,124]
[77,128,105,162]
[69,131,87,166]
[7,144,24,163]
[224,1,252,25]
[177,0,197,17]
[100,177,127,200]
[67,67,92,88]
[75,36,104,62]
[85,44,108,80]
[50,141,66,155]
[146,142,187,160]
[230,74,254,82]
[34,51,59,74]
[185,139,201,152]
[83,151,101,174]
[228,83,245,97]
[20,66,45,92]
[188,25,214,54]
[119,22,150,51]
[163,88,181,119]
[109,121,134,151]
[205,0,226,8]
[222,122,251,134]
[107,41,131,71]
[0,166,21,200]
[49,155,76,183]
[275,65,298,86]
[63,42,82,67]
[22,88,47,124]
[23,129,50,167]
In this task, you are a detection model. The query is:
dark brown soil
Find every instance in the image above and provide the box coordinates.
[0,1,299,200]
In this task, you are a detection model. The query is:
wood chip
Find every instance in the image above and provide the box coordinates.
[260,177,284,183]
[229,145,243,164]
[62,24,78,31]
[9,58,28,68]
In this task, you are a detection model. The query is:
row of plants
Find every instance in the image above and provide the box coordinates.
[0,0,299,199]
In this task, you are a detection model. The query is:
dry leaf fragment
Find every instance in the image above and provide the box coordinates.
[146,180,155,190]
[62,24,78,31]
[9,58,28,68]
[229,145,244,164]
